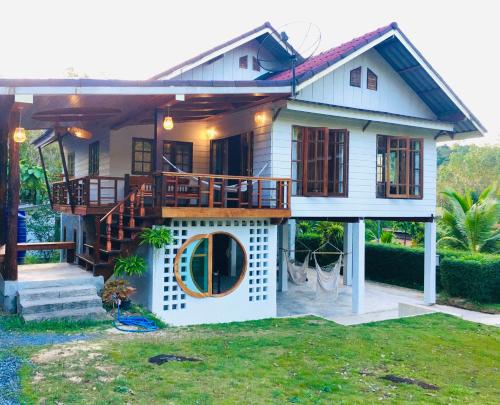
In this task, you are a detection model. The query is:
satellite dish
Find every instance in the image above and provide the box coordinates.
[256,21,322,77]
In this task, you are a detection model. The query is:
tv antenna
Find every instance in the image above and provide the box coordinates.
[256,21,322,96]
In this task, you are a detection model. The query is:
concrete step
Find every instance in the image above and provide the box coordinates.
[18,284,98,301]
[22,306,109,322]
[19,294,103,315]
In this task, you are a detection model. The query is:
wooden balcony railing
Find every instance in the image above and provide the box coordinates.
[52,176,125,207]
[153,172,291,211]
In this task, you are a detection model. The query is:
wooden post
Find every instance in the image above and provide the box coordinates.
[56,133,75,213]
[38,146,53,209]
[4,110,21,281]
[0,96,13,247]
[208,178,214,208]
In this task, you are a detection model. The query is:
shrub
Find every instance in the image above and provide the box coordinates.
[102,279,136,305]
[365,243,427,290]
[114,255,147,277]
[440,255,500,303]
[139,227,172,249]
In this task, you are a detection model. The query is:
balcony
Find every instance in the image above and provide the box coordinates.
[51,173,291,219]
[52,176,125,215]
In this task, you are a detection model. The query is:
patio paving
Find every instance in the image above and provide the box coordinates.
[277,268,500,326]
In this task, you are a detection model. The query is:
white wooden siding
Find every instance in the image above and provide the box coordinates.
[272,110,437,218]
[62,127,111,177]
[297,48,436,120]
[173,40,273,81]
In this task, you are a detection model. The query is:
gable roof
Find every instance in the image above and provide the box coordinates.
[268,22,485,136]
[268,23,395,81]
[150,22,293,80]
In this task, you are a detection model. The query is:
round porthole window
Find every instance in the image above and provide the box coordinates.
[174,232,247,298]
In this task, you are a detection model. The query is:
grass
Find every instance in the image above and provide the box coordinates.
[437,294,500,314]
[0,312,112,333]
[19,314,500,404]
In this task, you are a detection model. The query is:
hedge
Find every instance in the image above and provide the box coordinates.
[365,243,428,290]
[365,242,500,303]
[440,255,500,303]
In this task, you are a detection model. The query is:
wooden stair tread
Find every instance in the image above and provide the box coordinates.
[110,224,146,232]
[76,253,112,268]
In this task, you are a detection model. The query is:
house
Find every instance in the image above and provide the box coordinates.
[0,22,484,324]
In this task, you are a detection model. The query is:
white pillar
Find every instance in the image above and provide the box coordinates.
[288,219,296,261]
[352,220,365,314]
[277,223,289,292]
[424,220,437,305]
[343,222,353,286]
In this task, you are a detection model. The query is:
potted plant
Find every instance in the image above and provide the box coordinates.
[102,279,137,310]
[139,226,172,248]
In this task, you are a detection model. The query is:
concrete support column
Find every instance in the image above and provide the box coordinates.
[352,220,365,314]
[424,220,437,305]
[343,222,353,286]
[288,219,296,261]
[277,223,289,292]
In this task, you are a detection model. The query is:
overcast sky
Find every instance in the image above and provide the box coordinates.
[1,0,497,144]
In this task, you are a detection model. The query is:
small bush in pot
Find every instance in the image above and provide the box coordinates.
[102,279,136,310]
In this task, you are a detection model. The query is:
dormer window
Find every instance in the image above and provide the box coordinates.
[367,68,378,91]
[239,55,248,69]
[350,66,361,87]
[252,56,260,72]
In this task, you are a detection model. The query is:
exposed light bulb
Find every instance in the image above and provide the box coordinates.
[13,127,26,143]
[163,115,174,130]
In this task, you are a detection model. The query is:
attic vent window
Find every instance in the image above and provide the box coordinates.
[252,56,260,72]
[367,68,378,91]
[239,55,248,69]
[350,67,361,87]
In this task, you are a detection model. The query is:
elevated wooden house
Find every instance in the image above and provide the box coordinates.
[0,22,484,324]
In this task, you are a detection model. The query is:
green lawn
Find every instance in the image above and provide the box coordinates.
[21,314,500,404]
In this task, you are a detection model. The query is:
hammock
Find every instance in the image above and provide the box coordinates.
[312,241,343,299]
[285,251,310,285]
[313,253,342,299]
[162,156,269,192]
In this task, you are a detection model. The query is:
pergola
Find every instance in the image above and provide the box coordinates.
[0,78,291,281]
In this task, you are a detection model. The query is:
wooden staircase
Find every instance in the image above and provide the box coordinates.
[76,184,158,279]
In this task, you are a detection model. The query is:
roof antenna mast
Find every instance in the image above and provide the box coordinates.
[257,21,322,98]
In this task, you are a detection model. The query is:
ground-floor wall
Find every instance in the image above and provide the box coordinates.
[142,218,278,326]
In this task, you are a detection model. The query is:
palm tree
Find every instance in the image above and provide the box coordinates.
[438,185,499,253]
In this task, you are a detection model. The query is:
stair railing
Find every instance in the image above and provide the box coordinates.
[99,184,146,253]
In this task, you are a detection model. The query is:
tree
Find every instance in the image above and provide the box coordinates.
[438,145,500,198]
[438,186,499,253]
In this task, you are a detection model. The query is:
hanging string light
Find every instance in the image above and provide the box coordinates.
[163,107,174,130]
[13,109,26,143]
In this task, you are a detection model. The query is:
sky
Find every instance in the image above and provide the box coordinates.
[0,0,498,144]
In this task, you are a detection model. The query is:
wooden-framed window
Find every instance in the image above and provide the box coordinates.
[367,68,378,91]
[88,141,99,176]
[239,55,248,69]
[376,135,423,199]
[132,138,153,175]
[291,126,349,197]
[67,152,75,178]
[350,66,361,87]
[252,56,260,72]
[163,141,193,173]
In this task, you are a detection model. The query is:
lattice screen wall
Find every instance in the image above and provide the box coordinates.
[153,218,277,326]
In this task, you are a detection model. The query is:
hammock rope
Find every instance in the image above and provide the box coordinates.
[284,250,311,285]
